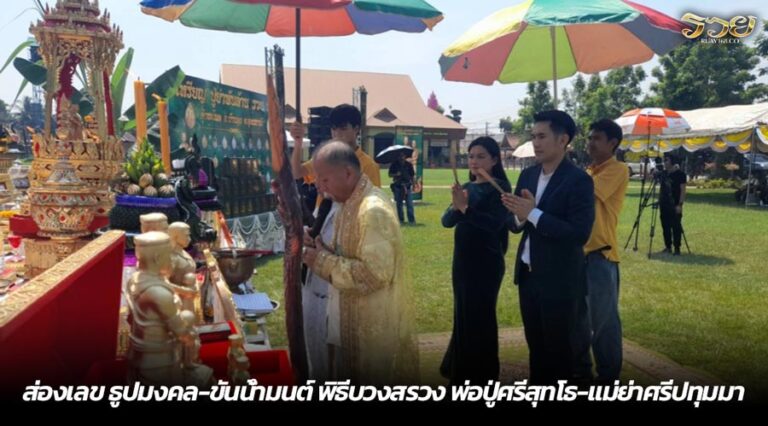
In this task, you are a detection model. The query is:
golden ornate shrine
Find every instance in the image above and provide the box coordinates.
[21,0,125,277]
[28,0,124,216]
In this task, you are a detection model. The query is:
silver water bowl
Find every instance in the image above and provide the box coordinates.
[212,249,260,291]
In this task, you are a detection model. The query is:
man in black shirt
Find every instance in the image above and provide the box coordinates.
[659,155,687,255]
[389,153,416,224]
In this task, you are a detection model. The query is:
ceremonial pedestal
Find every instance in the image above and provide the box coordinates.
[0,231,126,398]
[23,238,91,278]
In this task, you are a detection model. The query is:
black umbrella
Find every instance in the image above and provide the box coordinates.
[375,144,414,164]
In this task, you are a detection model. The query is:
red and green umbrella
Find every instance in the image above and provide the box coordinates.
[142,0,443,35]
[141,0,443,118]
[438,0,689,105]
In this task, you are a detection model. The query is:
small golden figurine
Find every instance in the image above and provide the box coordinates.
[168,222,196,287]
[139,212,169,233]
[126,231,213,387]
[227,334,251,385]
[231,356,252,386]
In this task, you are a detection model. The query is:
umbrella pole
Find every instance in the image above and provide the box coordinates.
[295,8,302,123]
[550,27,558,108]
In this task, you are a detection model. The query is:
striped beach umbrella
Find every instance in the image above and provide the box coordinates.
[615,107,691,137]
[141,0,443,35]
[140,0,443,118]
[438,0,689,105]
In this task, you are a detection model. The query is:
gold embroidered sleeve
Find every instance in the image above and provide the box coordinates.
[313,204,397,295]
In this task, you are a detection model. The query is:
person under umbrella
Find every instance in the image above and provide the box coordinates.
[388,151,416,224]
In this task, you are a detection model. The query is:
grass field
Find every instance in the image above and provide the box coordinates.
[250,168,768,397]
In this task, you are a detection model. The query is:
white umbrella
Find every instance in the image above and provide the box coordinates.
[512,141,535,158]
[375,144,414,164]
[614,107,690,138]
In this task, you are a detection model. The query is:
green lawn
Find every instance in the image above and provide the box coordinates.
[380,167,522,187]
[251,168,768,398]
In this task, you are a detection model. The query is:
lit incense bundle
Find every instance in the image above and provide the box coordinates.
[450,141,459,184]
[476,168,507,194]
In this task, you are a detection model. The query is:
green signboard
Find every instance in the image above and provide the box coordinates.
[395,126,424,201]
[168,75,271,184]
[166,75,277,217]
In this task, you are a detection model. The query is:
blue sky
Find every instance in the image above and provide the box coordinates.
[1,0,765,134]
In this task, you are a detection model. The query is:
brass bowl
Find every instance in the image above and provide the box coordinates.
[212,248,260,291]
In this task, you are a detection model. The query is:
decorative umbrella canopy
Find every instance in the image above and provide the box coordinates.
[141,0,443,35]
[438,0,688,104]
[615,107,691,137]
[375,144,413,164]
[141,0,443,117]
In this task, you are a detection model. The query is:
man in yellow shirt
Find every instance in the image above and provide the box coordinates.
[289,104,381,380]
[290,104,380,193]
[573,119,629,384]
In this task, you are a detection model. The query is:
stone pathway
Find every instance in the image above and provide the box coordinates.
[417,327,722,385]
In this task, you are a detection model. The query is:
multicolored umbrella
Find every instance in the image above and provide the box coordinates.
[141,0,443,116]
[438,0,688,104]
[615,107,690,137]
[141,0,443,35]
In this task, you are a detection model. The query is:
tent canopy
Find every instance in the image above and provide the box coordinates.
[620,103,768,154]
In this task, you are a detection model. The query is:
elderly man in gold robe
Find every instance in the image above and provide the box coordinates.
[303,141,418,385]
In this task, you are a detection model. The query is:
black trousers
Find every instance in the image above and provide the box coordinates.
[659,205,683,249]
[518,263,578,385]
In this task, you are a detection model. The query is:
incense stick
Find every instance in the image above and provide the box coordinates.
[450,143,459,184]
[476,168,506,194]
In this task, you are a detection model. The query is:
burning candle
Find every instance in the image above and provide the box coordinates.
[134,80,147,145]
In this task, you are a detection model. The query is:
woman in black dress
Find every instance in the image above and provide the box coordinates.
[440,136,511,384]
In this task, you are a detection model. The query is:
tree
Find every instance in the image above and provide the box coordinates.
[649,41,768,109]
[0,100,12,125]
[603,66,646,114]
[561,74,586,119]
[567,74,607,158]
[576,68,645,129]
[511,82,554,139]
[756,20,768,76]
[559,67,646,162]
[499,116,514,133]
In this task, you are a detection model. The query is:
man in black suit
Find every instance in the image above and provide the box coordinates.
[503,110,595,385]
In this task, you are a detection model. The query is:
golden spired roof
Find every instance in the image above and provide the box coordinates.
[31,0,123,39]
[29,0,123,142]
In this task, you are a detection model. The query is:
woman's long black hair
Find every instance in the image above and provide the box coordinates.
[466,136,510,254]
